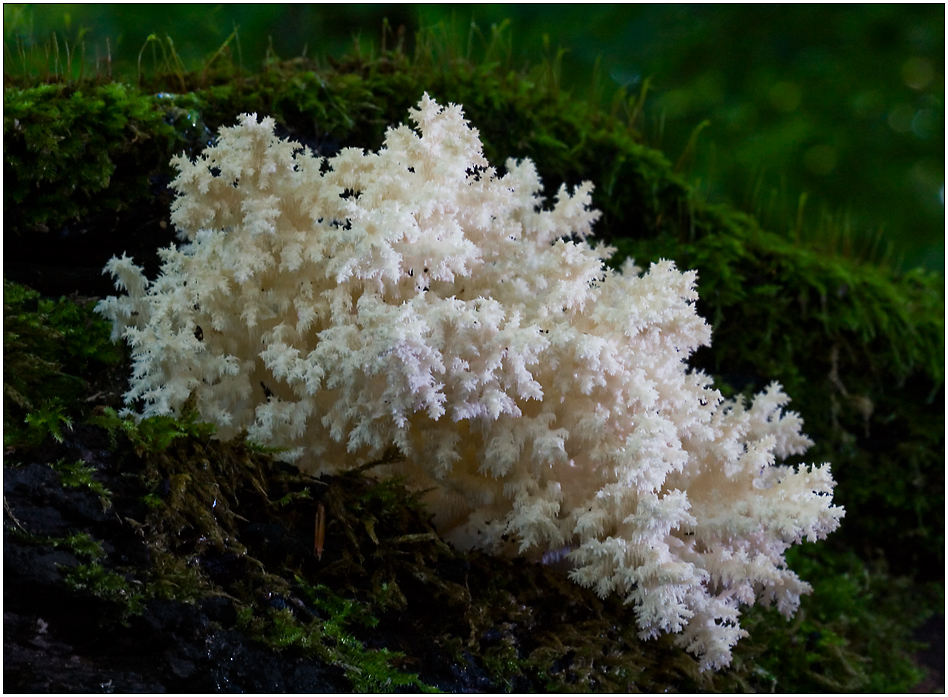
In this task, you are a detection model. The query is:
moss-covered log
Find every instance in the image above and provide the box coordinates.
[4,41,942,692]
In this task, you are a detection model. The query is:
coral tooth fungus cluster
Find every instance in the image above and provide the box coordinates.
[98,94,843,669]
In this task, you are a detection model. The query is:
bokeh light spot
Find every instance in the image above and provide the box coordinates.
[769,81,802,112]
[887,103,915,132]
[911,109,936,139]
[609,66,641,88]
[902,56,934,90]
[803,145,837,176]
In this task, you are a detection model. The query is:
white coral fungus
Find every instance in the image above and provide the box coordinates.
[98,94,843,669]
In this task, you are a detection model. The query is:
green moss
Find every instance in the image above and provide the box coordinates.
[50,458,112,509]
[19,402,74,447]
[4,81,179,235]
[90,402,216,455]
[735,545,933,693]
[3,279,123,449]
[237,602,424,692]
[62,561,145,617]
[60,531,108,560]
[293,579,439,692]
[10,529,107,561]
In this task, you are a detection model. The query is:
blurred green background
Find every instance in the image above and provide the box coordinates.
[5,4,944,272]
